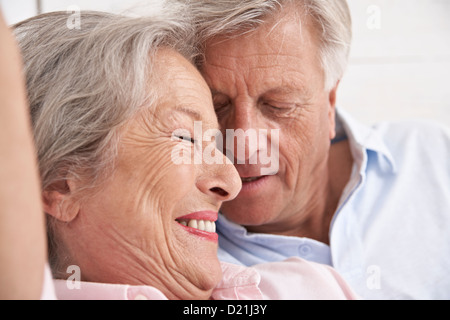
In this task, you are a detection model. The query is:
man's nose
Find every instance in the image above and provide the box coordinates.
[225,99,260,164]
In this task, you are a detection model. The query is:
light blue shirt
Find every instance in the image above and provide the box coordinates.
[217,107,450,300]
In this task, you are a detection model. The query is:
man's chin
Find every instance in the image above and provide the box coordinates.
[221,201,280,227]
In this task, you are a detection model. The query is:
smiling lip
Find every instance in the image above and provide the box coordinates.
[176,211,218,242]
[239,175,270,194]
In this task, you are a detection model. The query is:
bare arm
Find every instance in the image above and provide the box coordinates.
[0,11,46,299]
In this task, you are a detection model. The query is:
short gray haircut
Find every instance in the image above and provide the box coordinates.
[13,8,196,274]
[182,0,352,90]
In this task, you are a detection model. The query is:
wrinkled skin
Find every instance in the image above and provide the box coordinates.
[201,8,353,243]
[46,50,242,300]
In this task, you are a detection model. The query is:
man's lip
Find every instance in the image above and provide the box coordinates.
[236,168,264,176]
[239,175,271,193]
[241,176,266,182]
[240,174,264,178]
[235,164,276,179]
[176,211,218,222]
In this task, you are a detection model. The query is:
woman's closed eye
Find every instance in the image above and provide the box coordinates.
[175,134,196,144]
[171,128,196,144]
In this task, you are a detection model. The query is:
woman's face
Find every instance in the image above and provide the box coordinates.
[60,50,241,300]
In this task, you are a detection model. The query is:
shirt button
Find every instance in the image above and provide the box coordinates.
[298,244,312,257]
[134,294,148,300]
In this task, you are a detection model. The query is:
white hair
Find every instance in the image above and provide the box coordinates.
[181,0,352,90]
[14,8,196,196]
[13,8,196,276]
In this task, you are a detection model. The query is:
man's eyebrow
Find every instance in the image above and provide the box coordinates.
[263,85,310,97]
[210,85,311,99]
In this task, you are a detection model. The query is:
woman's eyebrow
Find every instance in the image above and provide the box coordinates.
[174,106,203,122]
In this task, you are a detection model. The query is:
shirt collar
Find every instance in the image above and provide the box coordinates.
[52,262,263,300]
[336,107,397,174]
[211,262,263,300]
[53,279,168,300]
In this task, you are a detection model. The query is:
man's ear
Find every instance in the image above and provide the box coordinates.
[328,80,340,141]
[42,179,80,223]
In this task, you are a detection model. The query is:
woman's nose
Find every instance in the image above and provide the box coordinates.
[196,153,242,202]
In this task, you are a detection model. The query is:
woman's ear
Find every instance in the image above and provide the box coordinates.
[43,179,80,223]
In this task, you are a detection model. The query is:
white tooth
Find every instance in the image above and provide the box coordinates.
[184,219,217,233]
[188,219,198,229]
[204,221,211,232]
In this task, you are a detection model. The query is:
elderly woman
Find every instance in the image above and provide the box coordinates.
[9,8,359,300]
[14,8,243,300]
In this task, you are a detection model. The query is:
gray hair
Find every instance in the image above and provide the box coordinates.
[182,0,352,90]
[13,8,196,275]
[14,9,196,194]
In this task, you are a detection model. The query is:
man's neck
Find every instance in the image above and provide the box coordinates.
[301,139,353,243]
[321,138,354,243]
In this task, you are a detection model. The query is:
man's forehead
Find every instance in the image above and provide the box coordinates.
[201,7,322,97]
[205,21,316,68]
[203,34,316,91]
[206,4,314,51]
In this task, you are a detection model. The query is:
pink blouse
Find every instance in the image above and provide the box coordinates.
[45,257,359,300]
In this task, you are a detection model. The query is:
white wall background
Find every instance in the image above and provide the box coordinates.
[341,0,450,127]
[1,0,449,127]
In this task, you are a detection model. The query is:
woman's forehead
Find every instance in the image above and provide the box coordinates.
[151,50,218,128]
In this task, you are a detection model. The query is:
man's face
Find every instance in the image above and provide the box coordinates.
[201,10,338,232]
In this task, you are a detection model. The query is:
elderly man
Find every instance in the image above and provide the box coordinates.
[184,0,450,299]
